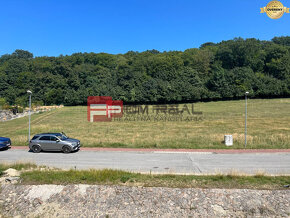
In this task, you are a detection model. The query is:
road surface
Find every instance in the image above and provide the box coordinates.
[0,148,289,175]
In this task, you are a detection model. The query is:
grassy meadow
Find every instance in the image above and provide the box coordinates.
[0,98,289,149]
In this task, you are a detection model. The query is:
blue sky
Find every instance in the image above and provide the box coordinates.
[0,0,289,56]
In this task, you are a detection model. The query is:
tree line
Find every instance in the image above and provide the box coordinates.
[0,36,289,107]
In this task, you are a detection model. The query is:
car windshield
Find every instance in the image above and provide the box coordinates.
[61,134,68,140]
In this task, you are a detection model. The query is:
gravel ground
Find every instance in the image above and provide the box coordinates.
[0,184,289,217]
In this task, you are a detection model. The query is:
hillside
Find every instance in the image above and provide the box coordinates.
[0,36,290,107]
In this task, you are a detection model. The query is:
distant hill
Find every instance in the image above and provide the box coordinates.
[0,36,289,106]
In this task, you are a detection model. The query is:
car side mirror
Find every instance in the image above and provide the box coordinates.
[56,139,60,142]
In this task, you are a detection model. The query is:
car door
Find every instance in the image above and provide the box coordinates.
[49,136,62,151]
[38,136,51,150]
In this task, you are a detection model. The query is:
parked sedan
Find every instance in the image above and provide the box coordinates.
[29,132,81,153]
[0,137,11,149]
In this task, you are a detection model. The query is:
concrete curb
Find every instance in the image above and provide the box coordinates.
[10,146,290,154]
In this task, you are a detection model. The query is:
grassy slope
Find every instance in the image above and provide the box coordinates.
[1,163,288,189]
[20,169,290,190]
[0,98,289,149]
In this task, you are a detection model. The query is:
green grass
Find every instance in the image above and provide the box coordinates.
[1,163,289,189]
[19,169,290,190]
[0,98,290,149]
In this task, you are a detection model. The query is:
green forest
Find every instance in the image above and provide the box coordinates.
[0,36,289,106]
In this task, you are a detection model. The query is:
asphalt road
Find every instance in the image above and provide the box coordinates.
[0,148,289,175]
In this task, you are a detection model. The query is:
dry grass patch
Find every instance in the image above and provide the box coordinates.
[0,162,38,176]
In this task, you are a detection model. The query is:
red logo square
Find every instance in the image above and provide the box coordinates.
[87,96,123,122]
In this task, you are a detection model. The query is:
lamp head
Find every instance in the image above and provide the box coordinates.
[27,90,32,94]
[245,91,249,95]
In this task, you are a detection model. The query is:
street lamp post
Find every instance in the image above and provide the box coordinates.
[27,90,32,142]
[244,91,249,148]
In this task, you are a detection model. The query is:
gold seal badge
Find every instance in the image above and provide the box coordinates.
[261,1,289,19]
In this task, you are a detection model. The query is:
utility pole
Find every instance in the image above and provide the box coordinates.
[245,91,249,148]
[27,90,32,142]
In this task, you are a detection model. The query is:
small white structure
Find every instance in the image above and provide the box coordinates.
[224,135,233,146]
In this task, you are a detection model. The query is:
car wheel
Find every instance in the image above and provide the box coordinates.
[32,145,41,153]
[62,145,71,153]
